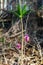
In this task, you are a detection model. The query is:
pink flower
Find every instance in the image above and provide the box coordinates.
[24,34,30,42]
[16,43,21,49]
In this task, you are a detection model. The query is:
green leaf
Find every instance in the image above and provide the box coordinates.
[16,4,21,15]
[22,4,28,15]
[16,4,22,18]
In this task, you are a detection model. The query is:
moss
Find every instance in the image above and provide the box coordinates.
[0,37,4,42]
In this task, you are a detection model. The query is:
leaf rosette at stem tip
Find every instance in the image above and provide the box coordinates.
[16,3,31,18]
[9,3,32,19]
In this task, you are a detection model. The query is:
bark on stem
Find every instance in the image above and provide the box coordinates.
[21,17,24,65]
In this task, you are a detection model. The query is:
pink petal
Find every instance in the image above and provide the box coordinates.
[16,43,21,49]
[24,34,30,42]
